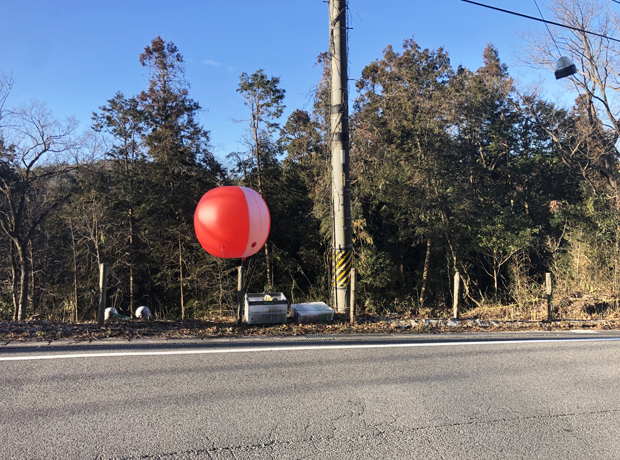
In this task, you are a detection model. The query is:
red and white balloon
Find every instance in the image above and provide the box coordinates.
[194,186,270,259]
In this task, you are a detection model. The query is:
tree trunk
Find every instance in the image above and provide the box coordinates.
[615,191,620,303]
[253,118,262,191]
[179,232,185,319]
[397,240,404,279]
[29,240,35,316]
[129,264,134,315]
[419,238,432,307]
[10,244,18,321]
[253,120,272,289]
[15,240,29,321]
[129,207,135,316]
[70,223,79,322]
[73,263,79,322]
[97,263,108,327]
[265,240,273,289]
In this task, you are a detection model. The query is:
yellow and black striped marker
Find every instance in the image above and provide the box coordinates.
[334,249,352,288]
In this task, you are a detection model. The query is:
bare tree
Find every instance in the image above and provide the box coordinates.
[522,0,620,145]
[522,0,620,294]
[523,1,619,117]
[522,0,620,208]
[0,76,77,320]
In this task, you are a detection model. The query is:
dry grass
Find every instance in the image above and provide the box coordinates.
[3,299,620,344]
[454,292,620,322]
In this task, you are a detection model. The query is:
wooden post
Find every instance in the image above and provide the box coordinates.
[97,263,108,327]
[453,271,460,319]
[546,272,553,321]
[236,265,245,325]
[350,268,357,324]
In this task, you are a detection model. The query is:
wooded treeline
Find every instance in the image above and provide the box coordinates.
[2,0,620,321]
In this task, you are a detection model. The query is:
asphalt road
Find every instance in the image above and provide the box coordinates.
[2,332,620,459]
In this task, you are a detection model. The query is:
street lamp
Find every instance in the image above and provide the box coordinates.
[555,56,577,80]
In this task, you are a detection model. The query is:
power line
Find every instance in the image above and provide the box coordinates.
[533,0,562,55]
[461,0,620,44]
[531,0,580,84]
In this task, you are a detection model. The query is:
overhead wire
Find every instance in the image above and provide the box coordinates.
[460,0,620,44]
[532,0,563,55]
[530,0,582,93]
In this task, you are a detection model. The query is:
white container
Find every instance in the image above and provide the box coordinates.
[104,307,118,321]
[135,306,152,320]
[291,302,334,324]
[244,292,288,325]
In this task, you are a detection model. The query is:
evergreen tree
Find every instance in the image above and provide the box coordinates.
[92,92,146,315]
[235,69,285,288]
[138,37,222,317]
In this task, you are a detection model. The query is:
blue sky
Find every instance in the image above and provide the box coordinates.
[1,0,569,163]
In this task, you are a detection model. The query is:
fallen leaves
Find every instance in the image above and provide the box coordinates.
[1,314,619,343]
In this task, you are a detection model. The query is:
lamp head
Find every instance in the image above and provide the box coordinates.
[555,56,577,80]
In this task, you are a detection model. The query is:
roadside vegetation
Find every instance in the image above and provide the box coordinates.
[2,0,620,327]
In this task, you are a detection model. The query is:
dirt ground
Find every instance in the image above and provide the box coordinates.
[2,312,620,344]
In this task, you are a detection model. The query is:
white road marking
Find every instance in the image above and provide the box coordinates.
[1,337,620,362]
[570,330,600,334]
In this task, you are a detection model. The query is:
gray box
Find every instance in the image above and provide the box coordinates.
[244,292,288,325]
[291,302,334,324]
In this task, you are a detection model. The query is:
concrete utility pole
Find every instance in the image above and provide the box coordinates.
[330,0,353,313]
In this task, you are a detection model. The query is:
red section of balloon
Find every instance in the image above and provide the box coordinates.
[194,186,271,259]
